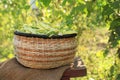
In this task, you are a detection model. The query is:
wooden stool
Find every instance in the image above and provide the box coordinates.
[61,58,87,80]
[0,57,86,80]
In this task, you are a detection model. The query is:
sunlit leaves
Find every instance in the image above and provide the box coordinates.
[102,0,120,21]
[19,21,77,36]
[70,4,86,16]
[86,1,94,16]
[0,0,32,61]
[0,1,120,80]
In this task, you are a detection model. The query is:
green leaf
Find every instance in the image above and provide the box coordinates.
[67,0,74,4]
[2,0,7,4]
[108,31,120,47]
[86,1,94,16]
[110,18,120,30]
[70,3,86,15]
[39,0,51,7]
[24,5,30,10]
[62,0,67,6]
[102,4,114,16]
[110,66,114,75]
[115,74,120,80]
[103,49,109,57]
[110,1,120,9]
[38,22,52,30]
[63,30,77,34]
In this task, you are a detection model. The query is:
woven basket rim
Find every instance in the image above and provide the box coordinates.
[14,31,77,39]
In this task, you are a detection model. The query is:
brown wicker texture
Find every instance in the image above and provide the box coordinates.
[13,35,77,69]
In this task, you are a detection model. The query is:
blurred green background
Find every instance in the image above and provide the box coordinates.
[0,0,120,80]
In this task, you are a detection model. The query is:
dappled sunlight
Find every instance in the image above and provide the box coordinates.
[0,0,120,80]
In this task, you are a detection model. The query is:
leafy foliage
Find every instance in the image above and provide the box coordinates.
[19,21,77,36]
[109,18,120,47]
[0,0,120,80]
[39,0,51,7]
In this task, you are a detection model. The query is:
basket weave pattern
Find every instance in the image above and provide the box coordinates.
[14,35,77,69]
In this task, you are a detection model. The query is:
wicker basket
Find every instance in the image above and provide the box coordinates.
[13,31,77,69]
